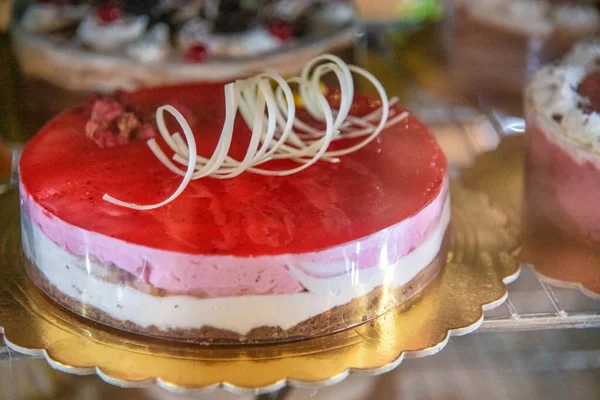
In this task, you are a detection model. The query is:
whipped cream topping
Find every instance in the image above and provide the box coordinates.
[528,40,600,153]
[77,15,149,51]
[271,0,310,16]
[313,2,355,25]
[457,0,599,36]
[176,17,213,50]
[564,41,600,67]
[207,28,282,58]
[21,3,88,33]
[178,22,282,58]
[19,0,355,66]
[554,4,600,32]
[126,23,171,63]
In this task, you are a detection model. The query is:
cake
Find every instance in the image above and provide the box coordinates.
[11,0,356,137]
[448,0,600,105]
[11,0,356,91]
[526,40,600,244]
[19,56,450,343]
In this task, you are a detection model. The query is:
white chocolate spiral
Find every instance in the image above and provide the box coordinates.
[103,55,407,210]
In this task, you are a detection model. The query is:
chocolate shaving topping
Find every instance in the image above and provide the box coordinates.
[552,113,563,123]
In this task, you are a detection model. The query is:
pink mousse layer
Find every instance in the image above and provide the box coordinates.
[20,179,448,297]
[527,117,600,242]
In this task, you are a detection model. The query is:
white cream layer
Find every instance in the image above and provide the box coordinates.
[77,15,149,51]
[22,198,449,335]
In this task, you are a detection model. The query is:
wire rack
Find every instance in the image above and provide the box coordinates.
[482,267,600,331]
[418,103,600,333]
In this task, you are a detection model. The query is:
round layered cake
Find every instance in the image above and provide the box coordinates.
[526,40,600,243]
[19,68,449,343]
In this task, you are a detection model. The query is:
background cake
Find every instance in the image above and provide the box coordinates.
[10,0,357,136]
[525,39,600,243]
[448,0,600,109]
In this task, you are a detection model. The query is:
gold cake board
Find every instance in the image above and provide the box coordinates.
[0,182,520,394]
[462,135,600,300]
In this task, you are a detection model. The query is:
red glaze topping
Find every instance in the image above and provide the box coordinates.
[577,71,600,113]
[20,83,447,256]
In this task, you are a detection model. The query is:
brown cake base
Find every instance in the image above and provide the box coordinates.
[12,38,356,139]
[24,233,449,345]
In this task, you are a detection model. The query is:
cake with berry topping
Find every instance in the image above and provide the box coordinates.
[526,40,600,244]
[448,0,600,104]
[12,0,356,91]
[19,57,449,343]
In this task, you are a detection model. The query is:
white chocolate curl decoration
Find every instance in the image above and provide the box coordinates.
[103,55,408,210]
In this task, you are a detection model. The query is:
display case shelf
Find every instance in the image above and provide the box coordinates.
[423,105,600,332]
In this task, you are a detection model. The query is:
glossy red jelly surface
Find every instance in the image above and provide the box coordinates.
[20,84,447,256]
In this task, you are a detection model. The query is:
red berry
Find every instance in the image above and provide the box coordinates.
[578,71,600,113]
[268,20,293,41]
[98,3,121,24]
[184,43,208,63]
